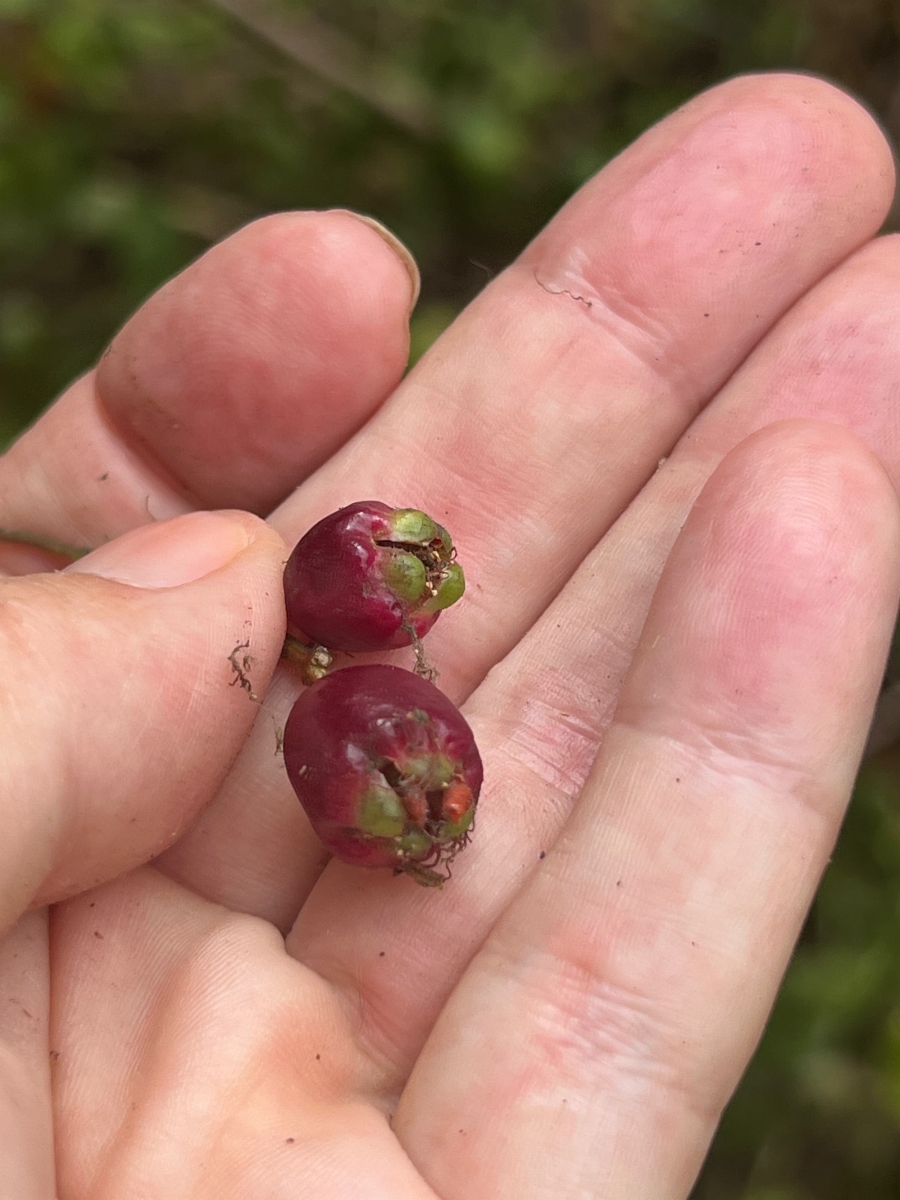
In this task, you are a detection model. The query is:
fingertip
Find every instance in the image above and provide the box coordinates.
[625,417,900,780]
[691,73,895,190]
[62,508,287,595]
[96,210,414,513]
[701,418,900,555]
[328,209,421,311]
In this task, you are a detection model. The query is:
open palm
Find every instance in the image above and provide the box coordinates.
[2,74,900,1199]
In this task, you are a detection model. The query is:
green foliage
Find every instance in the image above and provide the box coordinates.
[0,0,814,430]
[3,0,900,1193]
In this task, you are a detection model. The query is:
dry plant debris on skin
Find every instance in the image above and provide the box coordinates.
[228,640,259,702]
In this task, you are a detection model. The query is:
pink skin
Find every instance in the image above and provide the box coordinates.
[283,501,463,653]
[283,664,482,884]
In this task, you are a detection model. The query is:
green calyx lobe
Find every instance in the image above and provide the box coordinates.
[381,550,427,601]
[440,805,474,840]
[402,752,455,789]
[389,508,439,545]
[421,562,465,612]
[358,786,407,837]
[397,828,432,857]
[377,507,465,616]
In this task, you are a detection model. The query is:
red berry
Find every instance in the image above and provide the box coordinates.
[283,664,482,886]
[283,501,465,653]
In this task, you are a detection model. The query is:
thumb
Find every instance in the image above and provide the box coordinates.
[0,510,286,933]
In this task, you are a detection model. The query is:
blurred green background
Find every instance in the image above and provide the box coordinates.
[3,0,900,1194]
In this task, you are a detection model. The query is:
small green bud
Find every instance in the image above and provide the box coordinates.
[382,550,427,602]
[397,828,432,858]
[358,786,407,837]
[402,753,455,789]
[390,508,439,545]
[434,523,454,556]
[440,806,475,840]
[421,562,465,613]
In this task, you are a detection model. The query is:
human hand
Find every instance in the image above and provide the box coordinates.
[1,73,899,1199]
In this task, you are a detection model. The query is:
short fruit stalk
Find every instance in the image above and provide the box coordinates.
[281,637,334,687]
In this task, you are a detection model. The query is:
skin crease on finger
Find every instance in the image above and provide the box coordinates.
[157,74,897,928]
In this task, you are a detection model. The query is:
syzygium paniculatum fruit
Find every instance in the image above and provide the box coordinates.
[284,664,482,886]
[283,501,465,653]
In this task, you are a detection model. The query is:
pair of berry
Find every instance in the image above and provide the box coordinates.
[282,502,483,887]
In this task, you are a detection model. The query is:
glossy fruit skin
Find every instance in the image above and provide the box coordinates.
[284,664,482,885]
[283,501,464,653]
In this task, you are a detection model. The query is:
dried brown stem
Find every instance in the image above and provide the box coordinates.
[201,0,435,137]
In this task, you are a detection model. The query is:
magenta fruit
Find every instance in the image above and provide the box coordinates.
[283,501,465,653]
[283,664,482,886]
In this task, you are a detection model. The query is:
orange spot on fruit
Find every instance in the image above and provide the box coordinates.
[442,781,473,823]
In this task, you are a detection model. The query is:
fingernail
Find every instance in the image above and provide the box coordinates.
[65,511,254,589]
[335,210,421,311]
